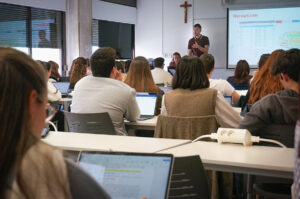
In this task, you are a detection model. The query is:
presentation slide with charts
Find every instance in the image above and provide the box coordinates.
[228,7,300,68]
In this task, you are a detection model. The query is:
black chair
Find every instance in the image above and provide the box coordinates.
[169,156,210,199]
[247,175,292,199]
[63,111,116,135]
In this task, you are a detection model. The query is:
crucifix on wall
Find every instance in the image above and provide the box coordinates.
[180,1,192,23]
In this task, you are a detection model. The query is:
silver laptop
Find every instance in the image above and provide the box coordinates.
[78,151,174,199]
[52,82,70,96]
[136,93,157,120]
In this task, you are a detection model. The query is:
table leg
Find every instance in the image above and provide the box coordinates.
[247,174,254,199]
[63,101,68,131]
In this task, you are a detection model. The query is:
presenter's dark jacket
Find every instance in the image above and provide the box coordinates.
[188,35,209,57]
[239,89,298,147]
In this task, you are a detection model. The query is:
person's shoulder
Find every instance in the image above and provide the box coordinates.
[210,78,230,87]
[202,35,209,39]
[110,79,136,93]
[73,76,91,88]
[188,37,195,43]
[226,76,234,82]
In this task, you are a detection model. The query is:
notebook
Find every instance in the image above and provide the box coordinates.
[78,151,174,199]
[136,93,157,120]
[52,82,70,96]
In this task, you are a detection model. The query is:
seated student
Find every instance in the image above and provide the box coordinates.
[250,53,270,83]
[237,53,271,110]
[115,61,127,81]
[38,60,62,102]
[227,60,252,90]
[124,60,131,73]
[49,60,61,82]
[161,56,242,128]
[71,47,140,135]
[239,49,300,147]
[248,50,284,105]
[200,54,240,104]
[168,52,181,72]
[124,56,163,115]
[151,57,173,85]
[69,57,88,90]
[0,47,110,199]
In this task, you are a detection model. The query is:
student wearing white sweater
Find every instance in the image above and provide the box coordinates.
[71,47,140,135]
[38,61,62,102]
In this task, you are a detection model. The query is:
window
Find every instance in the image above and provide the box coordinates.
[92,19,135,59]
[0,3,28,54]
[0,3,65,70]
[101,0,136,8]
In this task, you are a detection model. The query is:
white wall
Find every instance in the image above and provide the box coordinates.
[0,0,66,11]
[162,0,193,59]
[135,0,163,59]
[135,0,194,65]
[92,0,136,24]
[136,0,227,66]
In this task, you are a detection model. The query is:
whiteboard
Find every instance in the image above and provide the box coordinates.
[194,19,227,69]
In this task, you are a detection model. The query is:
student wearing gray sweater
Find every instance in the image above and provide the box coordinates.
[239,49,300,147]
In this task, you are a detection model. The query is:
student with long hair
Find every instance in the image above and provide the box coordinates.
[239,49,300,147]
[125,56,163,115]
[237,53,271,110]
[0,47,110,199]
[248,50,284,104]
[69,57,88,90]
[49,60,61,82]
[227,60,252,90]
[161,56,242,128]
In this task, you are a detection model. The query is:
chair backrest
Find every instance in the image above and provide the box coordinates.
[154,115,219,139]
[63,111,116,135]
[169,156,210,199]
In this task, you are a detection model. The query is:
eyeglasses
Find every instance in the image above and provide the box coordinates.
[45,104,57,123]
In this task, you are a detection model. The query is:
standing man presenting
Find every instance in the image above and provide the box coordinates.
[188,24,209,57]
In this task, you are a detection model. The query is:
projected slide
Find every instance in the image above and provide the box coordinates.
[228,7,300,68]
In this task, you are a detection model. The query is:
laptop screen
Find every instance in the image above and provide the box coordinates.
[78,152,173,199]
[136,93,157,116]
[224,96,232,105]
[169,69,176,76]
[53,82,70,95]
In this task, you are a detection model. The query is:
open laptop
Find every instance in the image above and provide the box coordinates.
[168,68,176,76]
[78,151,174,199]
[224,96,232,105]
[136,93,157,120]
[53,82,70,96]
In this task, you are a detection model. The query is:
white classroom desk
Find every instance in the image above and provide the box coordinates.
[161,141,294,179]
[43,131,189,153]
[43,131,294,179]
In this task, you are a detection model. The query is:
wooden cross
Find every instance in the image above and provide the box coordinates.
[180,1,192,23]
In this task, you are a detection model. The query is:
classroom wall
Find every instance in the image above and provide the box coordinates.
[135,0,229,69]
[135,0,299,78]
